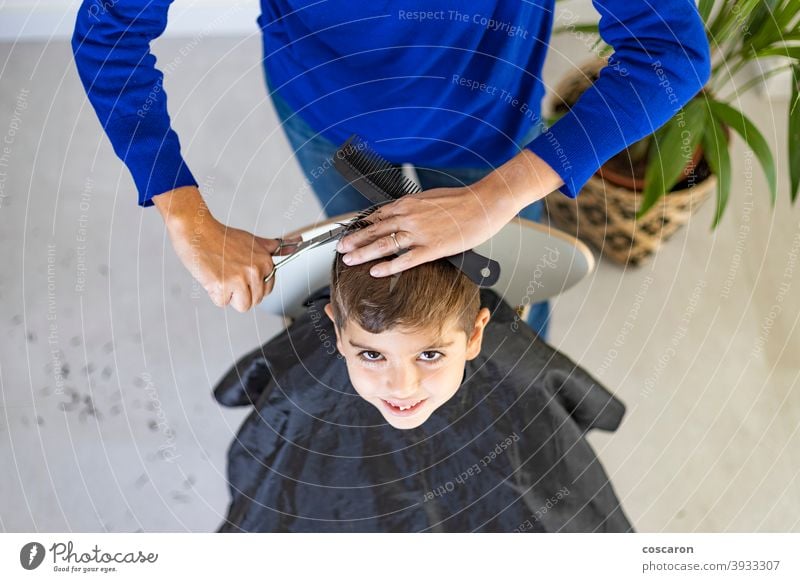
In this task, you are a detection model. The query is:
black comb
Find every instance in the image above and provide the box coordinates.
[332,134,501,287]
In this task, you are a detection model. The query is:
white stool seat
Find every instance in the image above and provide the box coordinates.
[260,212,594,321]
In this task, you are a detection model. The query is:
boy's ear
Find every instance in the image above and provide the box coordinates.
[324,303,338,336]
[323,303,343,351]
[465,307,491,360]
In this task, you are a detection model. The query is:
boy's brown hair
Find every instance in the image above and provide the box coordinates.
[329,251,481,339]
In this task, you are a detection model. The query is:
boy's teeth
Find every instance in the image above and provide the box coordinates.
[393,399,421,411]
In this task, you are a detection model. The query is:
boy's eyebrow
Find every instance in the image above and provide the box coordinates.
[348,339,455,351]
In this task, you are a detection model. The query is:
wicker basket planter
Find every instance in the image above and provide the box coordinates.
[545,57,717,266]
[544,173,717,267]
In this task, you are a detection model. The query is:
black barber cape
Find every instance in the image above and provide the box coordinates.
[213,286,633,532]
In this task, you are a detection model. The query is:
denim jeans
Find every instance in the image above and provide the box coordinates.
[265,70,550,340]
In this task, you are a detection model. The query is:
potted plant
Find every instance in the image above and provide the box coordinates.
[544,0,800,266]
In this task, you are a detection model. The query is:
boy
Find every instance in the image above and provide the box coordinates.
[214,249,631,532]
[324,248,491,430]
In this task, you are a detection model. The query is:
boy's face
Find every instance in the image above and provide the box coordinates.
[324,303,491,430]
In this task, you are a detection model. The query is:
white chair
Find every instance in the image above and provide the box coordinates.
[260,211,595,323]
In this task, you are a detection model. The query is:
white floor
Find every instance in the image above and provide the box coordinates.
[1,34,798,533]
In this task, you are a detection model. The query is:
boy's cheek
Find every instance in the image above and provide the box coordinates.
[343,365,369,397]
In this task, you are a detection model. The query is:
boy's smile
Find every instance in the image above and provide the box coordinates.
[381,396,429,415]
[324,302,490,429]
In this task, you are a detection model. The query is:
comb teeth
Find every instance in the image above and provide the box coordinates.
[331,134,502,287]
[339,136,421,200]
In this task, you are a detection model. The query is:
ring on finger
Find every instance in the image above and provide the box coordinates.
[389,232,403,251]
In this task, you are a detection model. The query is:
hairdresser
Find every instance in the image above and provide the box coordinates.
[72,1,710,338]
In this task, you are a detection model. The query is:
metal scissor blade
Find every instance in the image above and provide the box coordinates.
[264,223,348,284]
[293,223,349,251]
[264,209,388,284]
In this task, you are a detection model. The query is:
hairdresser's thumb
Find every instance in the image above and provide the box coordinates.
[255,236,280,255]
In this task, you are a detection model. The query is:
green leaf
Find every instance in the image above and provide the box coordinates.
[708,100,777,206]
[698,0,715,23]
[702,110,732,229]
[745,0,784,51]
[775,0,800,31]
[638,99,707,219]
[598,43,614,56]
[707,0,735,39]
[711,0,761,41]
[790,63,800,203]
[755,46,800,60]
[553,23,600,36]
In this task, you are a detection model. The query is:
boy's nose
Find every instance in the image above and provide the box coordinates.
[387,365,420,398]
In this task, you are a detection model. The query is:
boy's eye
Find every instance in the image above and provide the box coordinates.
[356,351,444,363]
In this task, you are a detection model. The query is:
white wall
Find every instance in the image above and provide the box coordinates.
[0,0,261,41]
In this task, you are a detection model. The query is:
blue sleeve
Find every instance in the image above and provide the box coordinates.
[71,0,197,207]
[525,0,711,198]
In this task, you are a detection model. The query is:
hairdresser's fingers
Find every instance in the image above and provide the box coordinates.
[252,237,287,300]
[248,264,269,306]
[262,259,277,297]
[366,246,424,277]
[255,236,280,255]
[229,281,253,313]
[206,284,232,308]
[341,229,416,266]
[336,202,404,251]
[337,215,406,257]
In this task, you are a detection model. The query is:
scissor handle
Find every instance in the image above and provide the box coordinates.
[263,238,328,284]
[274,237,302,252]
[263,265,277,285]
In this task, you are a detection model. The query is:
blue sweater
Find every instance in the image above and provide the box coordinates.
[72,1,710,207]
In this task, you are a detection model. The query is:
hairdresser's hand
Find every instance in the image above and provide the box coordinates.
[153,186,294,312]
[336,149,564,276]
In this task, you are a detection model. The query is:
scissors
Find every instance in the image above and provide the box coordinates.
[263,223,350,284]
